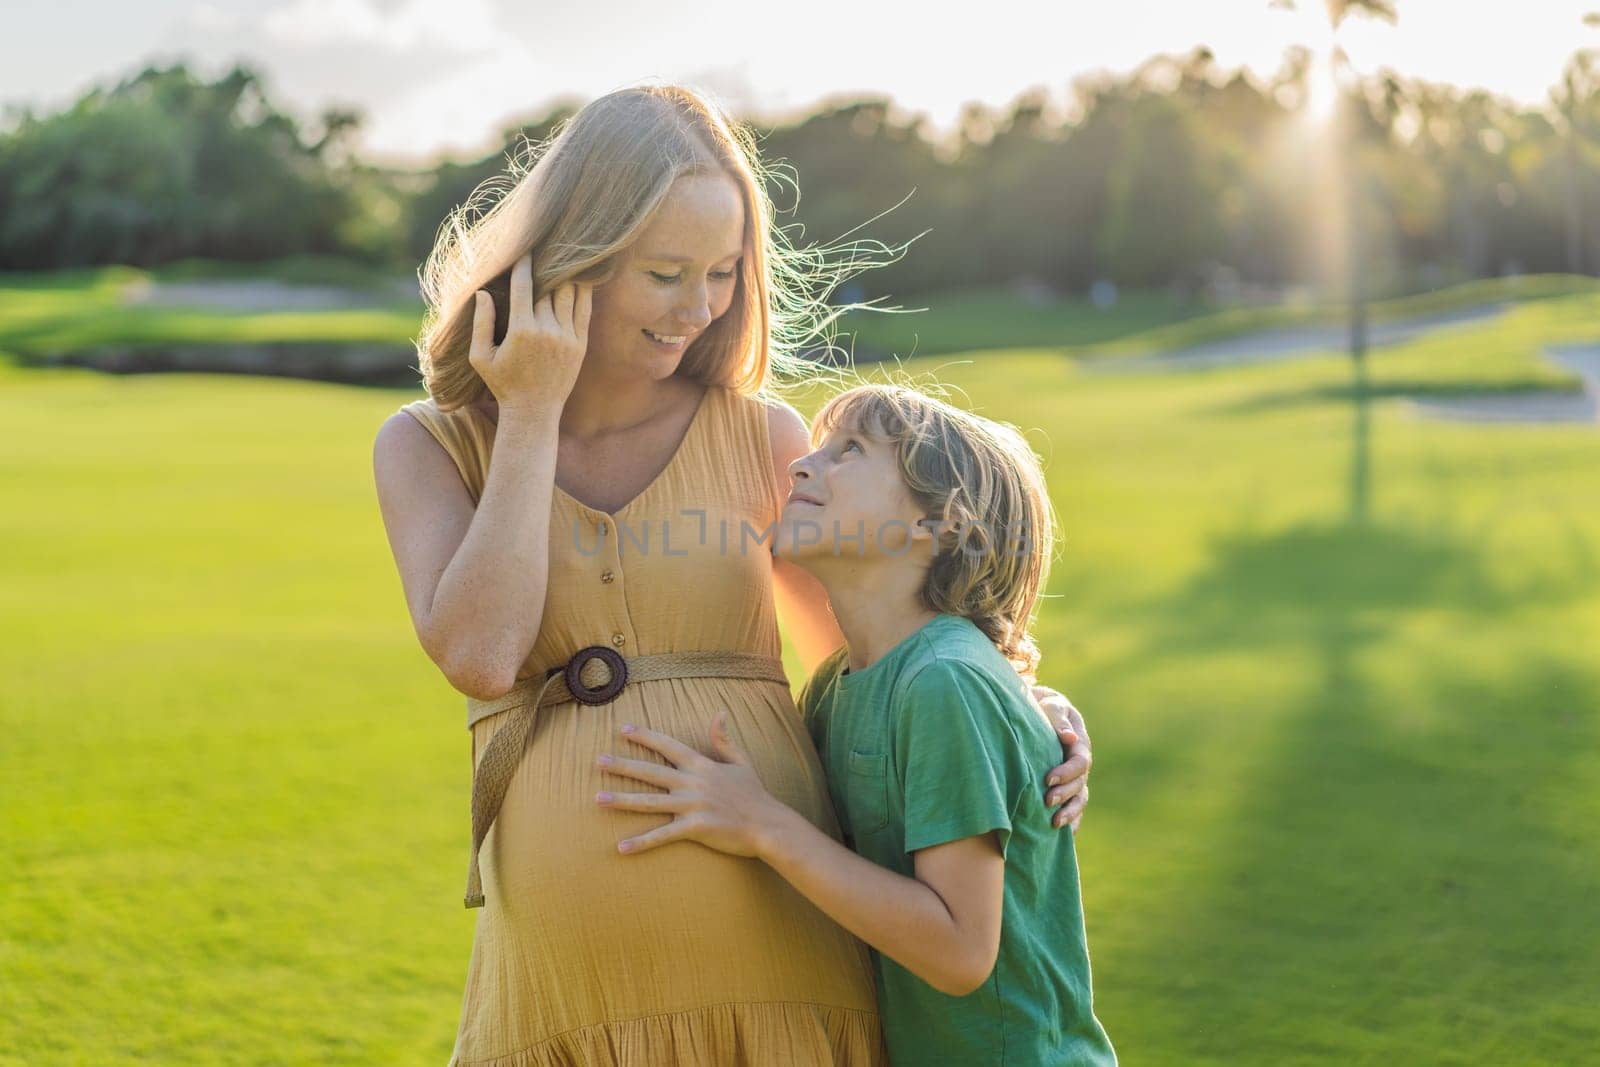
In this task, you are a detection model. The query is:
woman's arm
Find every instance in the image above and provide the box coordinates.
[372,259,585,699]
[374,406,560,700]
[598,717,1005,997]
[766,399,846,675]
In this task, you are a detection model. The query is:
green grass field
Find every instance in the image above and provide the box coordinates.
[2,276,1598,1064]
[835,273,1600,359]
[5,262,1596,372]
[0,265,419,361]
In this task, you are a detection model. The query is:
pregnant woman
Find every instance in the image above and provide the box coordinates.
[372,84,1095,1065]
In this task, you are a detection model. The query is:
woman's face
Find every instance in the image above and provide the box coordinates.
[585,171,746,380]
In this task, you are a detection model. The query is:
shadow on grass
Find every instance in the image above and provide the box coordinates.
[1077,515,1600,1062]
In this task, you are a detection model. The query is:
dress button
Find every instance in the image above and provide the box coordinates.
[611,633,626,648]
[597,520,607,535]
[600,569,615,584]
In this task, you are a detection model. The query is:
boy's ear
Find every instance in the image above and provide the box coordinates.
[912,516,942,541]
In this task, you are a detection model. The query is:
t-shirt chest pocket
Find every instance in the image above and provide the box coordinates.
[844,748,891,836]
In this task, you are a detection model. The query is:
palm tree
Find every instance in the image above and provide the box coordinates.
[1553,14,1600,274]
[1270,1,1398,527]
[1270,0,1398,363]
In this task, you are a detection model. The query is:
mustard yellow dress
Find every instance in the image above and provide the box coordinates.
[399,383,886,1066]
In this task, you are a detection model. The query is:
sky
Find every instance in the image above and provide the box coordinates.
[3,0,1598,167]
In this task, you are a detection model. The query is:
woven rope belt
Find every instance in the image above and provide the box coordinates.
[461,646,791,909]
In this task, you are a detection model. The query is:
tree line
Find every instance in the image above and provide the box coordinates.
[3,49,1598,300]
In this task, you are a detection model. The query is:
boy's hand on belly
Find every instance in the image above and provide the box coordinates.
[594,714,788,859]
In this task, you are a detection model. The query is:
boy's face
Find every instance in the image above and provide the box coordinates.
[773,422,934,566]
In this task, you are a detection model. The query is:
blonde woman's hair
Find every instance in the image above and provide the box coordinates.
[415,84,912,409]
[810,380,1059,683]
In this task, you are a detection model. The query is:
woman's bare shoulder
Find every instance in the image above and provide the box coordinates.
[761,396,810,465]
[373,407,462,488]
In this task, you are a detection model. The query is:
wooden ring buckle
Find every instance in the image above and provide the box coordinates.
[562,645,628,706]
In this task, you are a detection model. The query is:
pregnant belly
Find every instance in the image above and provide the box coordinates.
[467,676,874,1021]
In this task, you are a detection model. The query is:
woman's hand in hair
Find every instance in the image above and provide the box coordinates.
[469,252,592,417]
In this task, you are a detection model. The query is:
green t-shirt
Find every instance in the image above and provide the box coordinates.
[797,613,1117,1067]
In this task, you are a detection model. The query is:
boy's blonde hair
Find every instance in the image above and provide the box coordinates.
[415,83,907,409]
[811,383,1058,683]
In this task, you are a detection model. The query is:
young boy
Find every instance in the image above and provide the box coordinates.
[596,383,1117,1065]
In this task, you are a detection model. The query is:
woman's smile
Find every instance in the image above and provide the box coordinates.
[643,327,690,349]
